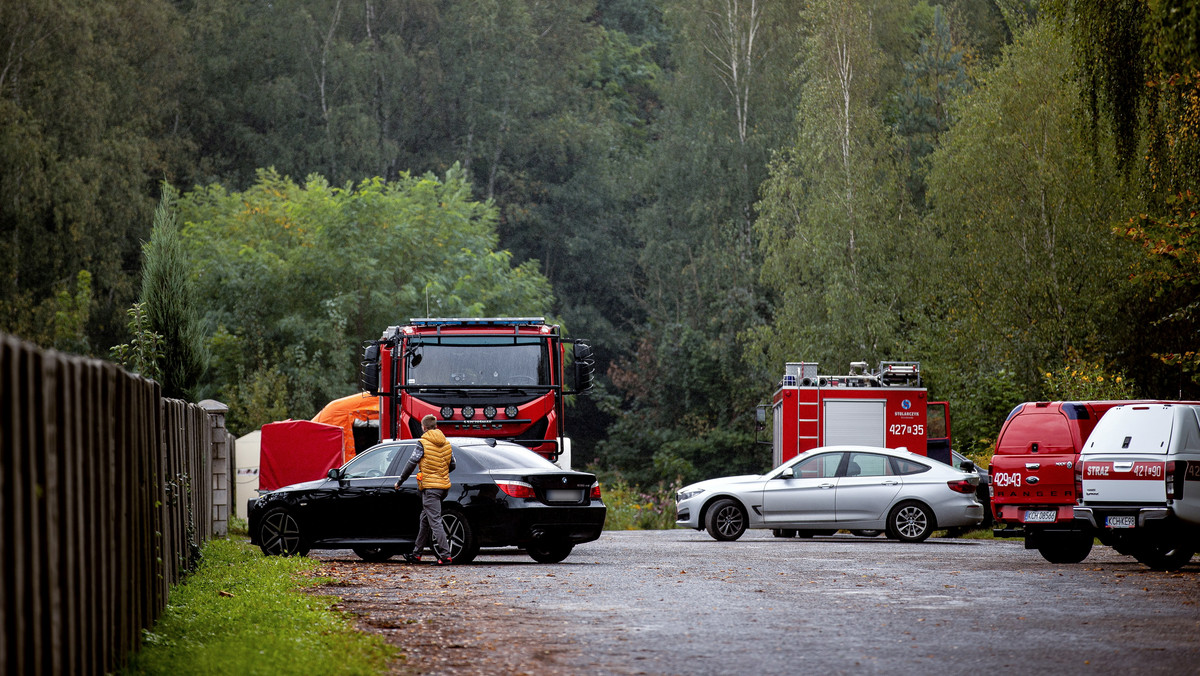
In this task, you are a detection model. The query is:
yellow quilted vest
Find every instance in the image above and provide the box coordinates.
[417,429,453,490]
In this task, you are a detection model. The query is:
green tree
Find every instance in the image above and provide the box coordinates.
[110,302,165,382]
[140,186,207,400]
[178,166,556,432]
[752,0,914,377]
[0,0,192,350]
[593,0,804,484]
[51,270,94,355]
[918,22,1142,409]
[891,5,972,210]
[1045,1,1200,390]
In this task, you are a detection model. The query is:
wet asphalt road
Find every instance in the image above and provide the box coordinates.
[314,529,1200,675]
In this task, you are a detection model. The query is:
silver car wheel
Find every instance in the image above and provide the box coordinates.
[705,498,747,541]
[888,502,933,543]
[715,508,742,537]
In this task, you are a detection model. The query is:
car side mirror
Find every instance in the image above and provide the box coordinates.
[328,468,346,485]
[778,467,794,479]
[959,460,976,473]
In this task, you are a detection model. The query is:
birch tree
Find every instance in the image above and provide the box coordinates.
[751,0,909,373]
[704,0,761,147]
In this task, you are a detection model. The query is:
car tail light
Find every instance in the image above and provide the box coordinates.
[1166,461,1183,500]
[1074,461,1084,504]
[496,480,536,499]
[946,479,976,494]
[590,482,602,499]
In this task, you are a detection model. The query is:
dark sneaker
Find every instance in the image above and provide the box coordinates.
[435,556,453,566]
[403,553,422,564]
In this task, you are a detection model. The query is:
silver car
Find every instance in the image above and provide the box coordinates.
[675,445,984,543]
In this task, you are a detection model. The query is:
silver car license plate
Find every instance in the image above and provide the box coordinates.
[1106,515,1137,529]
[1023,510,1057,523]
[546,489,583,502]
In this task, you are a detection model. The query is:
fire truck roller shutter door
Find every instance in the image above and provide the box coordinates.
[824,399,886,447]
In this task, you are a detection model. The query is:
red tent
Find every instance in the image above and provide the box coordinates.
[258,419,343,491]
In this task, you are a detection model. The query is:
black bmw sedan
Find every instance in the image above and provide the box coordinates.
[249,437,606,564]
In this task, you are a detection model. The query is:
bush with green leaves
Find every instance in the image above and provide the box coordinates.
[594,470,680,530]
[178,165,556,433]
[1042,352,1138,401]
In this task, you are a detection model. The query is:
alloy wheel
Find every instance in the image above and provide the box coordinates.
[260,509,303,556]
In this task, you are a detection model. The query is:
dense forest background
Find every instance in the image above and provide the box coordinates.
[3,0,1199,485]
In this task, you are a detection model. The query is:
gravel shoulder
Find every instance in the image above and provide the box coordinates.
[310,530,1200,675]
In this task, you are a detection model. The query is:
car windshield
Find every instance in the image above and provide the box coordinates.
[406,337,549,387]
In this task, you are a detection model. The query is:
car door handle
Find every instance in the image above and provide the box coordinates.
[1025,463,1040,470]
[1113,462,1134,471]
[881,480,899,486]
[820,482,835,489]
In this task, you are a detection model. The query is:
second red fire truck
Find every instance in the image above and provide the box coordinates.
[762,361,952,466]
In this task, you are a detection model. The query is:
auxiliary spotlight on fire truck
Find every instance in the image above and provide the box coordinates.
[760,361,952,466]
[359,318,594,465]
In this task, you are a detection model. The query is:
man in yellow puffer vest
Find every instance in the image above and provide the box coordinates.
[395,414,455,564]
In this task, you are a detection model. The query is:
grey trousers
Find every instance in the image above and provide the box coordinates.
[413,488,450,558]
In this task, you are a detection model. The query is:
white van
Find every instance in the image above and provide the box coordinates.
[1074,403,1200,570]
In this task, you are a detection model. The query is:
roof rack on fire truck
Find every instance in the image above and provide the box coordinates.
[779,361,921,389]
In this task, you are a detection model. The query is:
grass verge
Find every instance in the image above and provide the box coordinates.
[122,538,395,675]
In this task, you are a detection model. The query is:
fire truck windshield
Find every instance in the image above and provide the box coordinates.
[406,337,550,387]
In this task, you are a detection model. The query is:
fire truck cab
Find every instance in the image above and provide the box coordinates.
[763,361,952,467]
[359,318,594,465]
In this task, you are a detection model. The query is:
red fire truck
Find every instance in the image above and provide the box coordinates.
[762,361,952,466]
[358,318,594,464]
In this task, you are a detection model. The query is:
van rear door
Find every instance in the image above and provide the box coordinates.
[1080,405,1172,506]
[990,407,1082,514]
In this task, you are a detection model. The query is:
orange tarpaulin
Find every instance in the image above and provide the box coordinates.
[312,392,379,462]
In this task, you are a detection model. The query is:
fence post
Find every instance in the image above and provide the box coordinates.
[198,400,231,538]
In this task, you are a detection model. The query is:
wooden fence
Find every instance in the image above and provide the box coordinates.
[1,333,227,675]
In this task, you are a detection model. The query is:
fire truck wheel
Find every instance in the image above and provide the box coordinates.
[1132,541,1194,571]
[851,529,882,537]
[258,507,309,557]
[1034,532,1093,564]
[441,508,479,564]
[772,529,797,538]
[705,498,747,541]
[886,501,934,543]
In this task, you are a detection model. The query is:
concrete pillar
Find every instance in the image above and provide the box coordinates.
[198,400,231,537]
